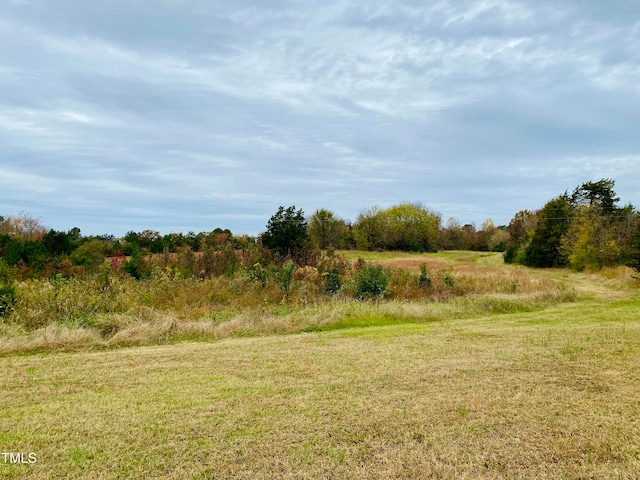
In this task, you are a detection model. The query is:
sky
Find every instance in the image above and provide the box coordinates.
[1,0,639,237]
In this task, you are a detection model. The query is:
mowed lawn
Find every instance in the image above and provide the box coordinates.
[1,268,640,478]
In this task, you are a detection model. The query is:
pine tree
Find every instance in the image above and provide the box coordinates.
[261,206,308,259]
[525,196,572,268]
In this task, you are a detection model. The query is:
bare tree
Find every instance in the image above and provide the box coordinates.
[0,211,47,240]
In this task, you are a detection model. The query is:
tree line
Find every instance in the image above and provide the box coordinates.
[271,203,508,255]
[503,179,640,272]
[0,212,260,279]
[0,202,496,280]
[1,178,639,281]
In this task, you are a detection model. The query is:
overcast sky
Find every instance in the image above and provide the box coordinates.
[1,0,639,236]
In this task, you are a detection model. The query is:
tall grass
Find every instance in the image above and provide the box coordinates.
[1,252,618,355]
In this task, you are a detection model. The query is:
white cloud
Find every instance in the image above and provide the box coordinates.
[0,0,639,234]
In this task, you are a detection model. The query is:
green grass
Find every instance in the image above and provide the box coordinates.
[339,249,497,264]
[302,311,438,332]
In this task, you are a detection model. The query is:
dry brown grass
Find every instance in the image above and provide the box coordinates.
[6,251,638,356]
[1,297,639,478]
[1,249,639,477]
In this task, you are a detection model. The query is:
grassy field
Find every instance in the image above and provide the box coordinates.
[0,250,578,355]
[1,252,639,478]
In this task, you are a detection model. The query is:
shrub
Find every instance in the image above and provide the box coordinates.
[503,245,518,264]
[324,264,342,294]
[418,263,432,288]
[0,259,18,283]
[279,260,296,298]
[442,271,455,290]
[0,283,16,317]
[318,253,349,295]
[70,239,108,270]
[123,255,151,280]
[386,268,424,300]
[353,263,389,299]
[244,263,269,287]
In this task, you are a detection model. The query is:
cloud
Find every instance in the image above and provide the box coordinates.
[0,0,639,234]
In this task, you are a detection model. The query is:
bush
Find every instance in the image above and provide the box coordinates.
[123,255,151,280]
[418,263,432,288]
[503,245,517,264]
[318,254,349,295]
[244,263,269,287]
[0,283,16,317]
[353,263,389,299]
[200,244,239,278]
[324,264,342,294]
[442,271,455,290]
[279,260,296,298]
[70,239,107,270]
[0,259,18,283]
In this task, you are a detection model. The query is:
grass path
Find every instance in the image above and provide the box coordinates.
[354,250,638,302]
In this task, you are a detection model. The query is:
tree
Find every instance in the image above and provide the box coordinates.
[562,205,620,270]
[22,240,51,270]
[488,229,510,252]
[481,218,496,234]
[0,234,23,265]
[261,206,308,259]
[353,207,384,251]
[206,228,233,249]
[43,229,73,257]
[308,209,342,249]
[571,179,619,212]
[138,230,163,253]
[122,231,140,256]
[70,239,108,270]
[439,217,473,250]
[470,218,497,251]
[525,196,572,267]
[627,220,640,276]
[336,219,355,250]
[0,212,47,240]
[68,227,82,243]
[380,203,440,252]
[562,180,634,270]
[507,210,537,246]
[353,203,441,252]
